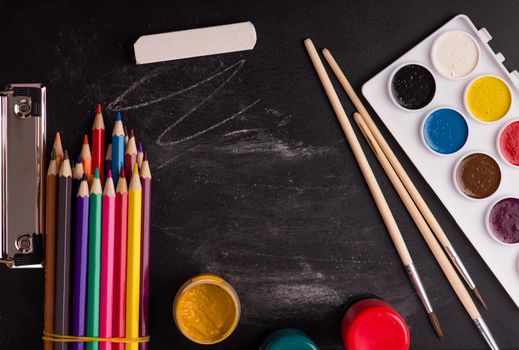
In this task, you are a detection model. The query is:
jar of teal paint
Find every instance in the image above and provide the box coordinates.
[260,328,319,350]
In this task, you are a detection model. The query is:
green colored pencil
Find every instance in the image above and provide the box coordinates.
[87,169,102,350]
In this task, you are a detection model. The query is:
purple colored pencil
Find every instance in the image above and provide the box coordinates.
[139,153,151,350]
[72,176,90,350]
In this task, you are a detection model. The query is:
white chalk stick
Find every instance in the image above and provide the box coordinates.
[133,21,257,65]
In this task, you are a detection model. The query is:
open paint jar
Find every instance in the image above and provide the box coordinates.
[173,274,240,344]
[464,75,512,123]
[486,197,519,245]
[454,152,501,200]
[497,120,519,167]
[341,295,410,350]
[389,63,436,111]
[260,329,319,350]
[422,107,469,155]
[431,30,480,79]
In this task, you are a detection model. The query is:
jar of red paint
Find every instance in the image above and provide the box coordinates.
[341,295,410,350]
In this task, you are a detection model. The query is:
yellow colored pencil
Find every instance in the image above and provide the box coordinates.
[126,165,142,350]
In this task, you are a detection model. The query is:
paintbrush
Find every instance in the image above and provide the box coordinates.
[321,47,487,309]
[318,46,499,349]
[304,38,443,340]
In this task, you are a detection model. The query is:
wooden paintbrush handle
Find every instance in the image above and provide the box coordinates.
[304,38,412,266]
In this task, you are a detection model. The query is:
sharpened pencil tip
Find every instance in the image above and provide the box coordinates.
[107,169,112,178]
[55,132,61,141]
[143,151,148,161]
[96,104,102,115]
[83,134,89,144]
[81,174,87,181]
[64,150,69,160]
[116,111,122,121]
[138,142,143,152]
[94,168,100,178]
[473,288,487,310]
[119,168,125,178]
[76,155,82,163]
[428,312,443,340]
[133,164,139,175]
[128,129,135,138]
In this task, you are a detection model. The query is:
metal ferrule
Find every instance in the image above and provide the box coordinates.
[446,245,476,289]
[405,262,433,313]
[474,317,500,350]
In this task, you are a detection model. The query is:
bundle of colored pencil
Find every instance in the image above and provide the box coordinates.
[43,105,152,350]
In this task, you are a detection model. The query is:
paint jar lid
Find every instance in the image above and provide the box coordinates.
[173,274,241,345]
[260,328,319,350]
[342,297,410,350]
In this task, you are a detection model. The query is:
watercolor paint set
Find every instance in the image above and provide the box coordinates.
[362,15,519,307]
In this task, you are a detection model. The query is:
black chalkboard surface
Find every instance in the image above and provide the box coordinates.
[1,1,519,349]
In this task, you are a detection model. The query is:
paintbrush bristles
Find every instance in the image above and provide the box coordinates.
[473,288,487,310]
[428,312,444,340]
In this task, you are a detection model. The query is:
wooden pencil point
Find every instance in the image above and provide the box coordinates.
[77,178,90,197]
[59,155,72,177]
[53,132,64,165]
[116,171,128,193]
[103,174,115,196]
[140,159,151,179]
[93,107,105,130]
[90,173,103,195]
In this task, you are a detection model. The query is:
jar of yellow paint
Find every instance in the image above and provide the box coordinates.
[173,274,241,344]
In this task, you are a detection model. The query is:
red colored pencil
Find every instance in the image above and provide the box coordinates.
[81,135,92,181]
[139,153,151,350]
[100,170,116,350]
[124,129,137,179]
[112,169,128,350]
[92,104,105,184]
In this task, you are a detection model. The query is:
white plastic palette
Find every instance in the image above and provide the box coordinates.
[362,15,519,307]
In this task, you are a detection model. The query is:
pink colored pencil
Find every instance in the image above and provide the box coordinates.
[100,170,116,350]
[112,169,128,350]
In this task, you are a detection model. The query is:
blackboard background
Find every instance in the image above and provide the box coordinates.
[0,0,518,349]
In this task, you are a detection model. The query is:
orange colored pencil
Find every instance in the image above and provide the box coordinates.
[81,135,92,181]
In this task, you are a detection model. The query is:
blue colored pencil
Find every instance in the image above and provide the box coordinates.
[111,112,125,185]
[72,176,90,350]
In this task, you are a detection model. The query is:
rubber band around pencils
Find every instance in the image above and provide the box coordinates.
[42,332,150,343]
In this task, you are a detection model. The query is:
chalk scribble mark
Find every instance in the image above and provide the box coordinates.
[108,59,247,112]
